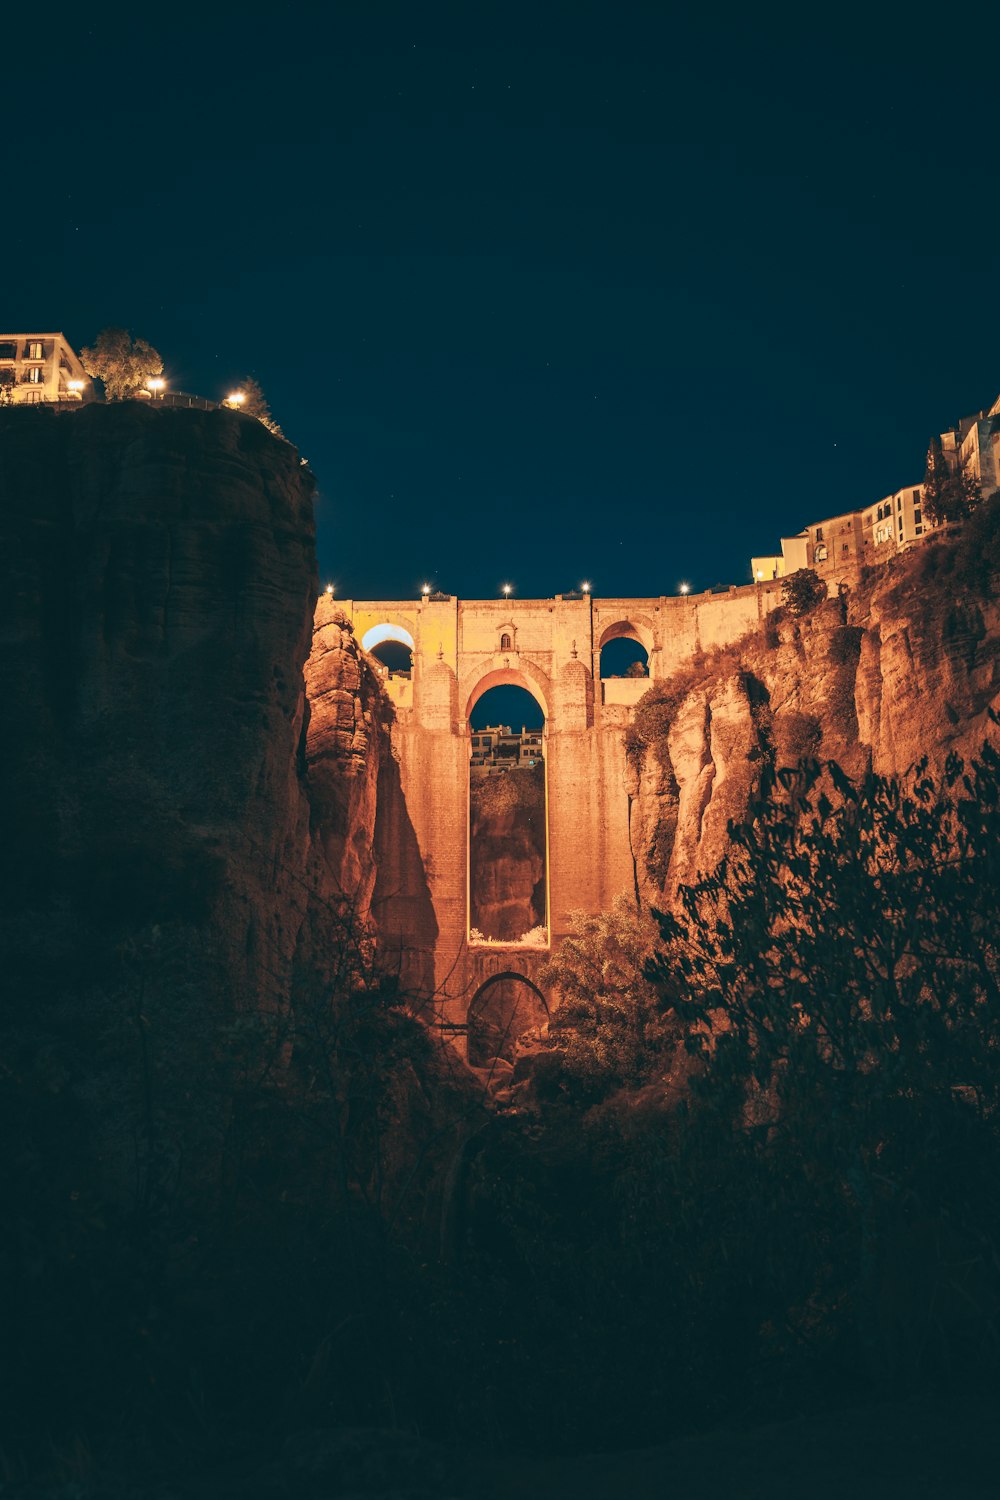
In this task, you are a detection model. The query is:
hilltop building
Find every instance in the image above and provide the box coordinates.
[0,333,88,404]
[751,388,999,592]
[937,395,1000,498]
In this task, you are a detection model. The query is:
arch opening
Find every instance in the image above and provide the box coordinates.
[369,639,413,677]
[361,621,415,654]
[362,621,415,680]
[469,684,548,948]
[467,972,549,1069]
[600,636,649,679]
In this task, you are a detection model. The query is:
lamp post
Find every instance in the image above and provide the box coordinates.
[502,583,512,599]
[225,391,246,410]
[421,583,431,599]
[679,582,690,596]
[147,377,166,400]
[580,581,591,595]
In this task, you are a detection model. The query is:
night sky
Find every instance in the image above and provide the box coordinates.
[9,4,999,602]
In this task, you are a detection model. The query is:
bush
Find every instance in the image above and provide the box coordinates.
[781,567,826,616]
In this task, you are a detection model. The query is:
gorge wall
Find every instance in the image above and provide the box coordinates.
[1,403,320,1016]
[627,513,1000,898]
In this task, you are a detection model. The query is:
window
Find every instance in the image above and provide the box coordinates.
[897,496,902,510]
[914,508,922,524]
[27,366,43,383]
[26,341,43,360]
[815,543,828,562]
[815,527,824,541]
[23,389,43,404]
[915,525,923,535]
[913,490,920,504]
[0,342,15,360]
[472,737,481,747]
[500,633,512,651]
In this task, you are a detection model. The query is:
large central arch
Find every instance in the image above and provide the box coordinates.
[465,663,551,726]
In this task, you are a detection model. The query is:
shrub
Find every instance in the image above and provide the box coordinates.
[781,567,826,616]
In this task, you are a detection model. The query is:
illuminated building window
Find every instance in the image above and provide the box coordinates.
[23,390,42,403]
[26,341,43,360]
[27,366,43,383]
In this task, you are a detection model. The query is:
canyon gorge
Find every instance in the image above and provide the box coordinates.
[3,403,999,1072]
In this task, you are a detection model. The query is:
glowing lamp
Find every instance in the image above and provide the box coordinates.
[421,583,431,597]
[581,581,591,594]
[325,583,334,596]
[227,391,246,407]
[147,377,165,392]
[679,582,690,595]
[67,379,85,392]
[502,583,512,597]
[755,568,763,581]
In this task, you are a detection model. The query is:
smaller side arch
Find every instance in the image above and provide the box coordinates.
[597,616,655,654]
[361,621,416,654]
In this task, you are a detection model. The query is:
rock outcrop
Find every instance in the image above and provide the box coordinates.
[304,597,385,916]
[628,510,1000,896]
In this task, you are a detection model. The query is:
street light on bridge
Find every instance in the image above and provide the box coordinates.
[502,583,512,598]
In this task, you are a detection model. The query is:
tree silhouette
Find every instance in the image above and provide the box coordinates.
[80,327,163,401]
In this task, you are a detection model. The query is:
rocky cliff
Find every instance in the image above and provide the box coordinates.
[1,402,324,1013]
[627,506,1000,896]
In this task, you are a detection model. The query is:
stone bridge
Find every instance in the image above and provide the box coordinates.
[337,582,781,1055]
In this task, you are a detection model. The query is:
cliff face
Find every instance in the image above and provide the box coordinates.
[629,513,1000,896]
[1,403,322,1018]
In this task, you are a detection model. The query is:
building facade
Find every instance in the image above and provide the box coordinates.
[0,333,88,404]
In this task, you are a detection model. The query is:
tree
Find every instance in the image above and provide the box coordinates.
[625,659,649,678]
[539,893,673,1094]
[79,328,163,401]
[0,368,14,406]
[781,567,826,616]
[647,738,1000,1196]
[923,438,981,526]
[234,375,284,438]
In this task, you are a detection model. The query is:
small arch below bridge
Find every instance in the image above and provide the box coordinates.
[467,971,549,1069]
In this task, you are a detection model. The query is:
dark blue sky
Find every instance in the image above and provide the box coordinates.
[8,4,998,600]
